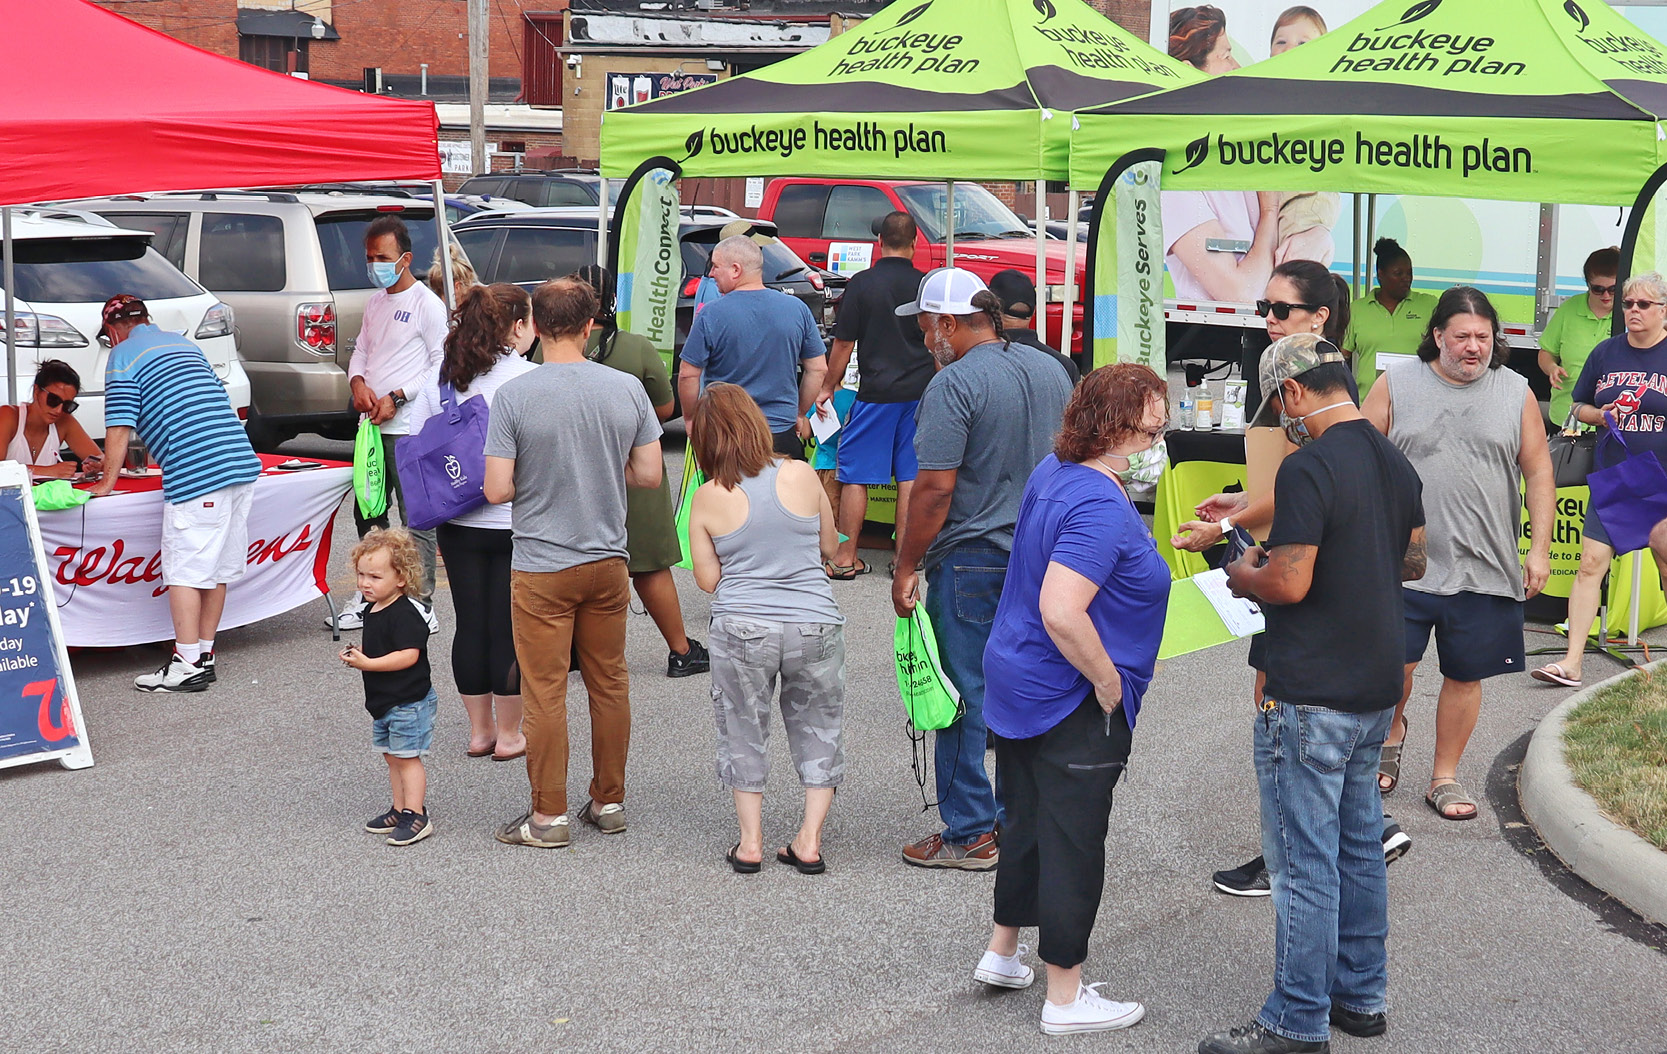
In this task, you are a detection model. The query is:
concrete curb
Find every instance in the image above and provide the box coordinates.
[1519,660,1667,927]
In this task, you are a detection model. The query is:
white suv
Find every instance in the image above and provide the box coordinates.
[4,209,248,438]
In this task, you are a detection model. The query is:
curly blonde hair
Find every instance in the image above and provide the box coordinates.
[351,528,424,598]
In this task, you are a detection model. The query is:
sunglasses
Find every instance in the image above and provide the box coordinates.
[1255,300,1318,320]
[1622,299,1664,311]
[41,390,78,414]
[1588,283,1617,296]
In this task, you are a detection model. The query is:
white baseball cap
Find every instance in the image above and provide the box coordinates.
[895,267,989,316]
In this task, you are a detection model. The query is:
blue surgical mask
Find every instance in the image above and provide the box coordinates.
[1280,400,1352,446]
[367,260,403,289]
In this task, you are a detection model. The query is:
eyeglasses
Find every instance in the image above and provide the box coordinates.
[1142,423,1169,439]
[1255,300,1318,320]
[1622,299,1664,311]
[1588,283,1617,296]
[41,391,78,414]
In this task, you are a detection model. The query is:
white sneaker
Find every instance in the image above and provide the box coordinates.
[324,592,366,631]
[1039,983,1145,1035]
[974,944,1035,989]
[134,653,212,693]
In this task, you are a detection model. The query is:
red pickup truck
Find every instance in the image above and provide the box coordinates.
[756,178,1087,356]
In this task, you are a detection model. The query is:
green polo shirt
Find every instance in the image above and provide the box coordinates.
[1540,294,1614,429]
[1344,289,1440,397]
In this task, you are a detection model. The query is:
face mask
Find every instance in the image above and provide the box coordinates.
[1099,439,1167,486]
[367,259,403,289]
[1280,399,1352,446]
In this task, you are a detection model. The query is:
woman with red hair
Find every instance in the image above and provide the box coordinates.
[970,363,1171,1036]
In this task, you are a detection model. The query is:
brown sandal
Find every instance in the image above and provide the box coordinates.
[1426,780,1478,821]
[1377,716,1407,793]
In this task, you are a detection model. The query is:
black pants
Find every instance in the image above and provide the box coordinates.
[772,426,807,461]
[436,522,519,696]
[993,692,1134,969]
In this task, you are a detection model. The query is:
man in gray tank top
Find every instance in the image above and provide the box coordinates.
[1361,288,1554,823]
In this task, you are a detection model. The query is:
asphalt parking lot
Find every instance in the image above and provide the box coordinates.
[2,434,1664,1054]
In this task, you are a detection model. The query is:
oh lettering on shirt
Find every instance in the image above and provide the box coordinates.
[394,310,413,324]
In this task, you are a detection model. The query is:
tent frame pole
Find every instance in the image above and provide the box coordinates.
[1617,161,1667,338]
[1035,181,1048,347]
[945,181,956,268]
[429,181,455,312]
[606,156,682,279]
[1081,148,1164,367]
[598,179,611,266]
[3,206,14,405]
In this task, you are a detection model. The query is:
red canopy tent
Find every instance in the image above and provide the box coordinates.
[0,0,444,397]
[0,0,440,205]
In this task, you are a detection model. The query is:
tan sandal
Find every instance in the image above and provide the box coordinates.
[1426,780,1478,821]
[1377,716,1407,793]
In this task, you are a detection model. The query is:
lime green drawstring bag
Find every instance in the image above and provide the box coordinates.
[30,479,90,512]
[894,606,962,732]
[353,418,387,519]
[673,457,705,571]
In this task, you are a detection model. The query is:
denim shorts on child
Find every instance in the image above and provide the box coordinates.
[372,689,438,758]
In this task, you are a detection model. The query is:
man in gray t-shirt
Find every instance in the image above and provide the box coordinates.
[485,278,663,849]
[890,268,1071,871]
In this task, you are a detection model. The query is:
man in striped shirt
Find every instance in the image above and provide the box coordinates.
[88,295,262,693]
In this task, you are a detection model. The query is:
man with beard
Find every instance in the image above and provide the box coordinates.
[890,268,1072,871]
[1361,286,1553,823]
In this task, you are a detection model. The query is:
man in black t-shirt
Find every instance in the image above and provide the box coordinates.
[987,268,1080,386]
[1200,334,1426,1054]
[814,212,933,578]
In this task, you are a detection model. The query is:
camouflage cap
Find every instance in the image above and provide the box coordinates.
[1248,332,1346,428]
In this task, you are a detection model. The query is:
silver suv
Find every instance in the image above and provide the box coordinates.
[64,191,444,449]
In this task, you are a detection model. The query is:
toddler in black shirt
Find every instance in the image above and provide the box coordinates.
[341,528,438,846]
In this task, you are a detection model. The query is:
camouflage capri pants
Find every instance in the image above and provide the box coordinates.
[709,615,846,792]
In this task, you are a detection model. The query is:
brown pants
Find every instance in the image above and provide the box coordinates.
[511,558,631,818]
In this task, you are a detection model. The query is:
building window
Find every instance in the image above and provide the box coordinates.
[239,35,308,75]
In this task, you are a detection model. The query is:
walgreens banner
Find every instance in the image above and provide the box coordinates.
[38,466,351,647]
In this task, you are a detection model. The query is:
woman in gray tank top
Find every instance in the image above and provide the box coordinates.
[685,383,846,875]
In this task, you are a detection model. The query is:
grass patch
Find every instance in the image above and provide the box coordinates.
[1563,669,1667,851]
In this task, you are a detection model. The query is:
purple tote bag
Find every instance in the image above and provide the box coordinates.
[1587,411,1667,555]
[394,382,490,531]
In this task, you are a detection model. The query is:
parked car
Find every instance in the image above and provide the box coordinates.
[65,190,446,450]
[757,178,1087,355]
[0,208,248,439]
[458,171,620,209]
[450,209,831,410]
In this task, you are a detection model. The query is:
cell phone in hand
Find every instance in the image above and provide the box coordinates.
[1224,524,1257,565]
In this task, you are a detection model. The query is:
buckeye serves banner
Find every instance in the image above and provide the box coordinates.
[38,466,352,648]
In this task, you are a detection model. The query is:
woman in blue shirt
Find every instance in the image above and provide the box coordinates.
[971,363,1172,1037]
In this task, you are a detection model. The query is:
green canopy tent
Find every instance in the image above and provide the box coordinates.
[598,0,1203,345]
[1070,0,1667,355]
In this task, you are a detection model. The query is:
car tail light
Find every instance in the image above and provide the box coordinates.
[681,277,702,298]
[9,312,88,349]
[195,302,235,340]
[296,302,336,355]
[807,271,824,291]
[236,406,249,420]
[376,204,405,212]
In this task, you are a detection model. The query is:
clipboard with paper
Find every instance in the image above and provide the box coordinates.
[1158,565,1265,660]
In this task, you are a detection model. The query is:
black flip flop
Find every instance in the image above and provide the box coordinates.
[776,844,826,875]
[726,843,761,874]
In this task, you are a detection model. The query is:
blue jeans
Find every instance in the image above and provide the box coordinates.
[1255,700,1394,1043]
[924,543,1006,845]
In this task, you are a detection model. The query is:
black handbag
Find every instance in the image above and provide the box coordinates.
[1548,410,1597,489]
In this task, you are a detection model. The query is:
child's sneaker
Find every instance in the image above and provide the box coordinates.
[199,650,216,684]
[387,809,433,846]
[364,806,401,834]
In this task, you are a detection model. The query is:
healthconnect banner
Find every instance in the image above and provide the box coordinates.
[1091,160,1164,372]
[617,168,680,355]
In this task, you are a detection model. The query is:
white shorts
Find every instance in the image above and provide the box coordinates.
[162,482,255,589]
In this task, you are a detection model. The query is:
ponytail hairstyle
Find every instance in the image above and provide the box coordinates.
[1416,286,1509,369]
[956,289,1008,350]
[442,282,531,392]
[574,264,620,363]
[1271,260,1349,348]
